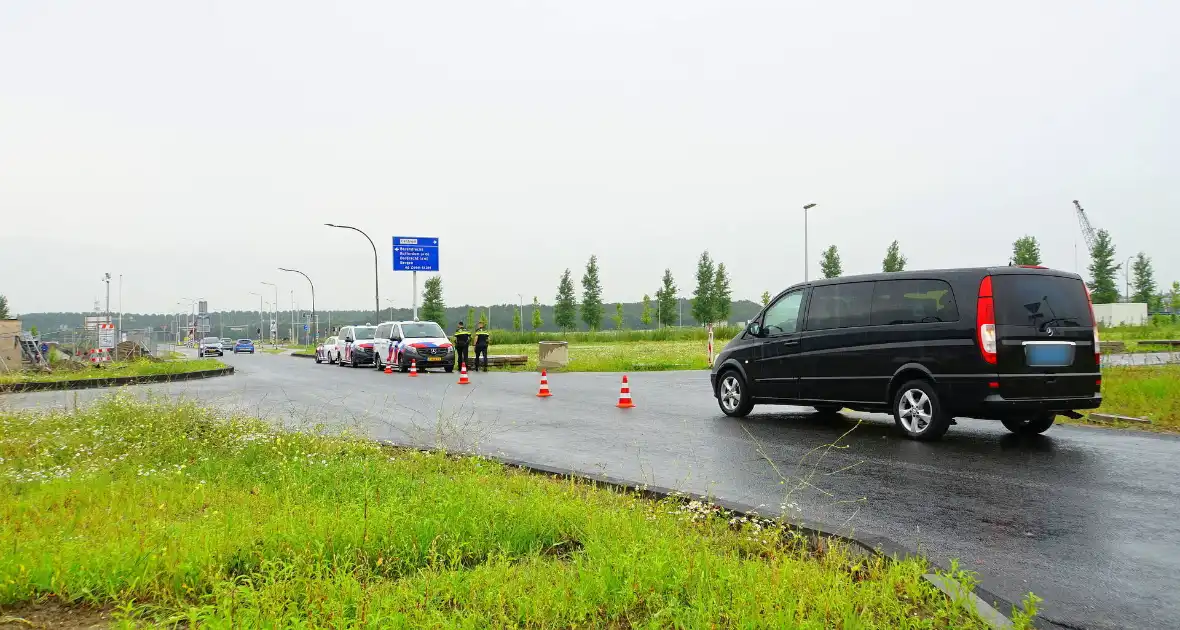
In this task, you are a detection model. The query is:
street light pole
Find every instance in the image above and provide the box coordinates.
[325,223,380,325]
[517,294,524,332]
[803,203,817,281]
[1125,256,1135,303]
[261,281,278,344]
[279,267,317,343]
[249,291,263,341]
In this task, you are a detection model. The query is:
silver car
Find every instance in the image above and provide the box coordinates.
[197,337,224,357]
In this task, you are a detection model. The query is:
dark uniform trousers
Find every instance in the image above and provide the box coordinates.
[454,329,471,369]
[474,336,489,371]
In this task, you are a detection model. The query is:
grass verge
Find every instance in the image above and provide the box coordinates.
[491,339,731,372]
[0,358,225,386]
[0,398,1017,628]
[1084,365,1180,431]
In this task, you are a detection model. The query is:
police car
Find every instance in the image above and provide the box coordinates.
[335,325,377,367]
[374,320,455,373]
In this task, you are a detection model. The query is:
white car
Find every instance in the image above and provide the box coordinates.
[334,325,377,367]
[374,320,455,373]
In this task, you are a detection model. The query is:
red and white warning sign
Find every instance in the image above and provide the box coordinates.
[88,348,111,364]
[98,323,115,349]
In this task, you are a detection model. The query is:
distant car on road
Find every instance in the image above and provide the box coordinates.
[233,339,255,354]
[711,266,1102,441]
[336,325,377,367]
[315,336,338,364]
[197,337,224,357]
[377,320,455,373]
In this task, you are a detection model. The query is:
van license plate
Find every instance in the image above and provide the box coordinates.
[1024,342,1075,367]
[427,356,442,362]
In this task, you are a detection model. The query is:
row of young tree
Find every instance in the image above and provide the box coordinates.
[810,233,1178,310]
[417,252,738,331]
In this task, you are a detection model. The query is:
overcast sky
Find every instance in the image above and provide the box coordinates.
[2,1,1176,315]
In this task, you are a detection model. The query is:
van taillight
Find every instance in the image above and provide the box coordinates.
[976,276,997,365]
[1086,285,1101,360]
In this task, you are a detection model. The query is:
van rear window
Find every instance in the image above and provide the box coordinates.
[993,275,1091,327]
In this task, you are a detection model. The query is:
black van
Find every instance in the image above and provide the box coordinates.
[710,267,1102,440]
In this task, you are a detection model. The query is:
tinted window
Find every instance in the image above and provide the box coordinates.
[375,324,390,339]
[237,339,250,343]
[993,275,1091,328]
[762,291,805,335]
[804,282,873,330]
[401,322,446,338]
[870,279,960,325]
[353,326,377,339]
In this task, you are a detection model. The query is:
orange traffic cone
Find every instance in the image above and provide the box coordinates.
[384,361,393,374]
[616,375,635,408]
[409,359,418,377]
[536,370,553,397]
[457,362,470,385]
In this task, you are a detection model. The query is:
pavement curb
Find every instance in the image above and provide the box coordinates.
[0,366,235,394]
[375,439,1025,630]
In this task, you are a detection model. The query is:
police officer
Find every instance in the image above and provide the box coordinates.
[453,321,471,370]
[473,322,490,372]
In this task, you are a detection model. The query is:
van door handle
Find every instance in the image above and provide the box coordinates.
[782,339,799,347]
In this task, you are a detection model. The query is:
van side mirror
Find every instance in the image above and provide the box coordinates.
[345,336,354,343]
[746,322,762,337]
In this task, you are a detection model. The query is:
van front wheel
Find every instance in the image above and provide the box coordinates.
[1001,414,1056,435]
[716,371,753,418]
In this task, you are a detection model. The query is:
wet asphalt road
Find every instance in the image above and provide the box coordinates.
[4,349,1179,630]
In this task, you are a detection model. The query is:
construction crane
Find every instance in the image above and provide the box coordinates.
[1072,199,1098,255]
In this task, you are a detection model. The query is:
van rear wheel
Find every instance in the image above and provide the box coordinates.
[1001,414,1056,435]
[892,380,952,441]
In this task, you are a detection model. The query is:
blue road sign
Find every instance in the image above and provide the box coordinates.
[39,343,49,354]
[304,324,309,331]
[392,236,440,272]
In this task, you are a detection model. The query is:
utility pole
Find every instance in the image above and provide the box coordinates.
[102,273,111,326]
[803,203,817,281]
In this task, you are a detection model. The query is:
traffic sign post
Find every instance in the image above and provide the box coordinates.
[392,236,440,321]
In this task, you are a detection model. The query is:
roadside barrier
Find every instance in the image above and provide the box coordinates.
[409,359,418,377]
[88,348,111,364]
[536,370,552,397]
[458,362,470,384]
[616,374,635,408]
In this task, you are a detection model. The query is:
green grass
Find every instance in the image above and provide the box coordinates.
[491,338,732,372]
[0,358,225,386]
[1100,319,1180,342]
[484,326,744,345]
[261,347,286,355]
[1087,365,1180,431]
[0,398,1021,628]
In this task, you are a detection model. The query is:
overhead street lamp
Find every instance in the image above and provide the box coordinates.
[279,267,317,343]
[803,203,817,281]
[517,294,524,332]
[325,223,380,325]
